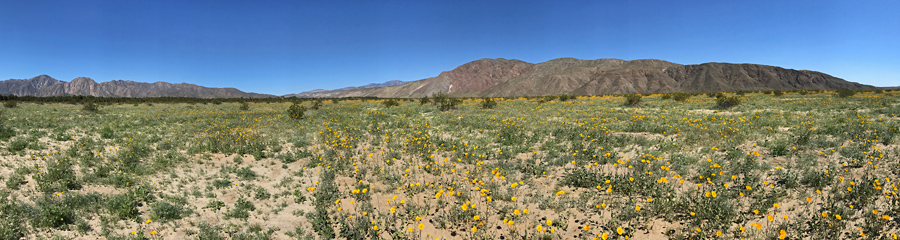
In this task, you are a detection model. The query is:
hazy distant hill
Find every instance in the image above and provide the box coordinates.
[0,75,273,98]
[299,58,876,98]
[285,80,407,98]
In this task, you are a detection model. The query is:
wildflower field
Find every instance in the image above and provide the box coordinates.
[1,91,899,239]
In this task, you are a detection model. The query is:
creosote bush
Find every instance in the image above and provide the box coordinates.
[481,98,497,109]
[836,88,856,98]
[81,102,100,112]
[382,99,400,108]
[3,101,16,108]
[287,103,306,119]
[716,96,742,109]
[624,94,642,106]
[239,102,250,110]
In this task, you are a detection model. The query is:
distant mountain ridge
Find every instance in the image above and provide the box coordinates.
[0,75,273,98]
[285,79,407,98]
[288,58,877,98]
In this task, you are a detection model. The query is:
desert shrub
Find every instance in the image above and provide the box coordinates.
[234,167,258,181]
[32,198,79,229]
[225,197,255,219]
[798,90,809,95]
[735,90,749,96]
[0,111,13,140]
[99,126,114,139]
[3,101,16,108]
[481,98,497,109]
[240,102,250,110]
[873,89,883,94]
[558,94,576,101]
[762,90,772,94]
[419,97,430,105]
[716,96,741,109]
[7,138,28,152]
[106,194,139,220]
[773,90,784,96]
[287,103,306,119]
[671,92,691,102]
[197,222,225,240]
[81,102,100,112]
[35,159,81,192]
[311,100,323,110]
[624,94,641,106]
[4,173,25,190]
[150,201,186,222]
[254,187,271,200]
[381,99,399,108]
[836,88,856,98]
[431,92,461,111]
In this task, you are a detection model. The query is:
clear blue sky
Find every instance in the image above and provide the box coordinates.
[2,1,898,95]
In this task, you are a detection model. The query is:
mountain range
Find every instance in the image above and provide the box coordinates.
[0,75,273,98]
[0,58,880,99]
[301,58,877,98]
[284,80,406,98]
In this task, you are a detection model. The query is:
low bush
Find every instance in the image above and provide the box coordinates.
[81,102,100,112]
[287,103,306,119]
[382,99,399,108]
[481,98,497,109]
[624,94,641,106]
[837,88,856,98]
[716,96,741,109]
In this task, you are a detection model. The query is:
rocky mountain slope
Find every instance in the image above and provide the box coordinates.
[285,80,407,98]
[300,58,876,98]
[0,75,273,98]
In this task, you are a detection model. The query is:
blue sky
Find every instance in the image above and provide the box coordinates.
[1,1,898,95]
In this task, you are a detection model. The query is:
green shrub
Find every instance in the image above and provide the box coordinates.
[212,179,233,189]
[3,101,16,108]
[836,88,856,98]
[419,97,430,105]
[432,92,461,111]
[311,100,323,110]
[150,201,185,222]
[481,98,498,109]
[4,173,25,190]
[671,92,691,102]
[7,138,28,152]
[558,94,576,101]
[716,96,741,109]
[624,94,641,106]
[240,102,250,111]
[773,90,784,96]
[106,194,139,220]
[33,198,79,229]
[225,198,255,219]
[711,92,725,98]
[254,187,271,200]
[234,167,258,181]
[381,99,399,108]
[287,103,306,119]
[35,159,81,192]
[81,102,100,112]
[99,126,115,139]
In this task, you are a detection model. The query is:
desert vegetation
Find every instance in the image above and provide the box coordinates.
[0,90,898,239]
